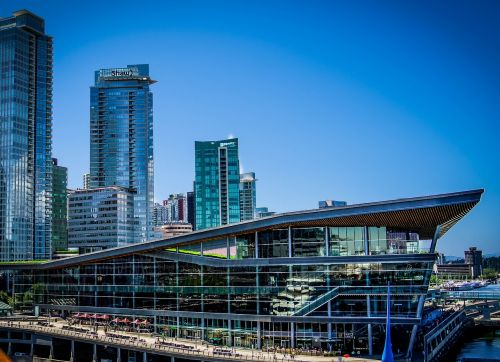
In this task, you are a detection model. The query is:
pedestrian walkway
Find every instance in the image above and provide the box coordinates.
[0,318,380,362]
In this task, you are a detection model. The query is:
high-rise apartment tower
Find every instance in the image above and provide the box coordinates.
[194,138,240,230]
[0,10,53,260]
[89,64,155,242]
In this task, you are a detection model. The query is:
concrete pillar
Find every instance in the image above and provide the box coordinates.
[257,321,262,349]
[117,347,121,362]
[170,357,175,362]
[70,340,75,361]
[92,343,97,362]
[143,351,147,362]
[288,226,292,257]
[227,319,233,347]
[7,342,11,356]
[290,322,295,349]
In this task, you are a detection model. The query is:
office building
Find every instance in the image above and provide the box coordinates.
[89,64,155,243]
[195,138,240,230]
[239,172,257,221]
[83,173,90,189]
[51,159,68,252]
[68,187,135,253]
[465,247,483,278]
[154,221,193,239]
[319,200,347,208]
[164,193,187,223]
[256,207,276,218]
[0,10,53,261]
[10,189,483,356]
[152,203,168,227]
[187,191,195,229]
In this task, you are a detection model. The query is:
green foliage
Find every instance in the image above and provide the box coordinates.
[483,256,500,271]
[482,268,498,280]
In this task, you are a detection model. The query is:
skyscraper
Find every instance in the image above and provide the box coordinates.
[164,193,187,223]
[187,191,195,228]
[90,64,155,243]
[0,10,53,261]
[239,172,257,221]
[194,138,240,230]
[52,159,68,252]
[83,173,90,189]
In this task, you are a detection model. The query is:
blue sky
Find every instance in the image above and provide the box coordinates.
[5,0,500,256]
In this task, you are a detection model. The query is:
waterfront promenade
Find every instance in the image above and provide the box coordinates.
[0,318,379,362]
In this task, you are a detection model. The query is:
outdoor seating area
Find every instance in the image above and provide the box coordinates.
[69,313,152,333]
[213,347,243,357]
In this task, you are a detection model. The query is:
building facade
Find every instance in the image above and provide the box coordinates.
[67,187,135,253]
[154,222,193,239]
[464,247,482,279]
[187,191,195,229]
[51,159,68,252]
[239,172,257,221]
[319,200,347,208]
[164,194,187,223]
[10,189,483,357]
[256,207,275,218]
[152,203,168,227]
[89,64,155,243]
[83,173,90,190]
[195,138,240,230]
[0,10,53,261]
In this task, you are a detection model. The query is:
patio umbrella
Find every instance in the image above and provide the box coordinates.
[90,314,98,319]
[132,319,141,324]
[102,315,110,320]
[140,319,150,325]
[111,318,120,323]
[122,318,131,324]
[73,313,81,318]
[81,313,90,319]
[343,354,350,358]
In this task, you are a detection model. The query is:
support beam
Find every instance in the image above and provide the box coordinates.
[143,351,147,362]
[257,321,262,349]
[93,344,97,362]
[117,347,121,362]
[290,322,295,348]
[368,323,373,356]
[288,226,292,258]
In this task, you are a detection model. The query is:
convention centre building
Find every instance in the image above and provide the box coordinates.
[10,189,483,357]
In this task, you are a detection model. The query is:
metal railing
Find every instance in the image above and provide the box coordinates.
[0,320,344,362]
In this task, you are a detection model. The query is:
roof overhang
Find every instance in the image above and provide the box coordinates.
[1,189,483,270]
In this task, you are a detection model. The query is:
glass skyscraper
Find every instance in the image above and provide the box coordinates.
[195,138,240,230]
[0,10,53,261]
[51,158,67,252]
[239,172,257,221]
[90,65,155,243]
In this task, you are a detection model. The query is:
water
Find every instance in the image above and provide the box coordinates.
[456,329,500,361]
[456,284,500,361]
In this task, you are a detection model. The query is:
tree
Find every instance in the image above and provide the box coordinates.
[482,268,498,280]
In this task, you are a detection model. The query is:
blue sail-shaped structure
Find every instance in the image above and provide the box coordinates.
[382,282,394,362]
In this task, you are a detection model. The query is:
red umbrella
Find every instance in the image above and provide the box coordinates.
[132,319,141,324]
[122,318,131,324]
[111,318,120,323]
[343,354,350,358]
[90,314,98,319]
[73,313,81,318]
[102,315,110,320]
[140,319,150,325]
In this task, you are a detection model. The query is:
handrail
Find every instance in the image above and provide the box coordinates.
[0,320,325,362]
